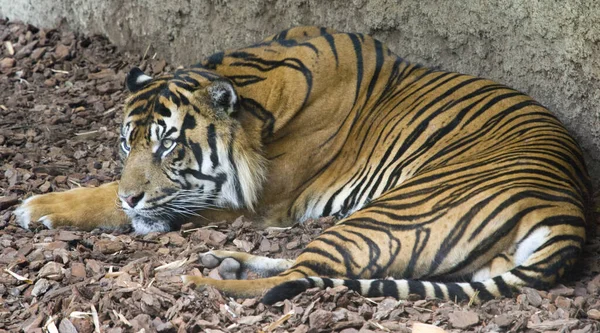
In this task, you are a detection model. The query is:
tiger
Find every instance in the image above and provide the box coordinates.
[14,26,591,304]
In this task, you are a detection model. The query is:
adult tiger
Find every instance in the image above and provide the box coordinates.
[15,26,591,304]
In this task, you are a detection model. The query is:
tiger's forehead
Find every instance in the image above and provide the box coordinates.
[120,68,223,143]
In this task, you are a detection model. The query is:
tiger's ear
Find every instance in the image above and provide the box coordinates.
[126,67,153,92]
[207,79,238,116]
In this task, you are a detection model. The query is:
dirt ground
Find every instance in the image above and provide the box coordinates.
[0,20,599,333]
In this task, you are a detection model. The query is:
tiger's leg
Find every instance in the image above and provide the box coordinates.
[14,181,130,231]
[471,253,516,282]
[200,250,294,279]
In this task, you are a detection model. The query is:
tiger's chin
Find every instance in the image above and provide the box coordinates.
[131,216,173,234]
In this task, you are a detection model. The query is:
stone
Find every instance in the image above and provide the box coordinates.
[54,43,70,59]
[493,314,513,328]
[522,287,543,307]
[31,278,50,296]
[448,311,479,329]
[38,262,64,280]
[309,309,333,330]
[0,57,15,69]
[58,319,78,333]
[587,309,600,320]
[93,239,124,254]
[71,262,86,279]
[554,296,572,310]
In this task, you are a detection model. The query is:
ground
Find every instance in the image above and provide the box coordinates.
[0,20,599,333]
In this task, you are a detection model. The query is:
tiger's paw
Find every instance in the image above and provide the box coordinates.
[201,251,245,280]
[13,182,129,232]
[14,195,56,230]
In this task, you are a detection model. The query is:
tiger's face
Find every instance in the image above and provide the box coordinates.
[117,68,266,234]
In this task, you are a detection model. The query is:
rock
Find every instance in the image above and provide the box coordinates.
[165,232,186,247]
[572,324,594,333]
[71,318,94,333]
[0,196,18,210]
[156,321,176,333]
[43,241,68,251]
[55,230,81,242]
[93,239,124,254]
[233,239,254,252]
[194,229,227,247]
[292,325,310,333]
[38,261,64,280]
[448,311,479,329]
[587,309,600,320]
[87,68,116,80]
[30,47,46,60]
[554,296,572,309]
[586,273,600,294]
[259,238,271,252]
[85,259,104,275]
[493,314,513,327]
[286,240,299,249]
[54,43,70,59]
[0,57,15,69]
[549,285,574,296]
[151,59,167,74]
[238,314,263,325]
[522,287,543,307]
[44,78,57,87]
[15,40,38,59]
[58,318,78,333]
[309,309,333,330]
[71,262,86,279]
[31,278,51,296]
[527,319,578,331]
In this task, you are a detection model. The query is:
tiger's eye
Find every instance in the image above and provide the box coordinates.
[162,139,174,149]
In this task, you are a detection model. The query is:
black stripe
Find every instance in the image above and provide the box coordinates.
[470,282,495,301]
[347,33,364,106]
[432,283,444,299]
[322,278,334,288]
[446,283,469,301]
[207,124,219,167]
[343,279,362,293]
[368,280,382,297]
[300,247,342,264]
[407,280,426,298]
[492,276,513,297]
[382,280,399,298]
[321,28,338,67]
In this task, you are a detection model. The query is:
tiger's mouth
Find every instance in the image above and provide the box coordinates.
[122,190,218,234]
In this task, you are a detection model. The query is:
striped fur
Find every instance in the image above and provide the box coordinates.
[180,27,591,303]
[16,26,591,303]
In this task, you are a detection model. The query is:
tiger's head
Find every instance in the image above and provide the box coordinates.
[117,67,266,233]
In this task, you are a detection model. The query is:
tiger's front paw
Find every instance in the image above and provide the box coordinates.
[13,182,129,231]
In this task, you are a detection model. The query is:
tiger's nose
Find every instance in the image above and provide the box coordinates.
[121,192,145,208]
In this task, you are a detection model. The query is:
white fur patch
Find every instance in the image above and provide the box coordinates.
[13,197,34,229]
[471,266,491,282]
[395,279,410,299]
[136,74,153,85]
[515,227,550,266]
[131,217,171,235]
[39,215,54,229]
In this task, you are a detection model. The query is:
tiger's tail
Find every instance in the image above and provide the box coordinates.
[261,264,567,305]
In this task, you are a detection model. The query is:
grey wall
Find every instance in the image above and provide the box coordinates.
[2,0,599,188]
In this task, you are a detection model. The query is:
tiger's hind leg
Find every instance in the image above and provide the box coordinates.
[471,252,516,282]
[200,250,295,280]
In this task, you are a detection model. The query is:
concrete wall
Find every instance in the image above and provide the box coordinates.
[2,0,599,188]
